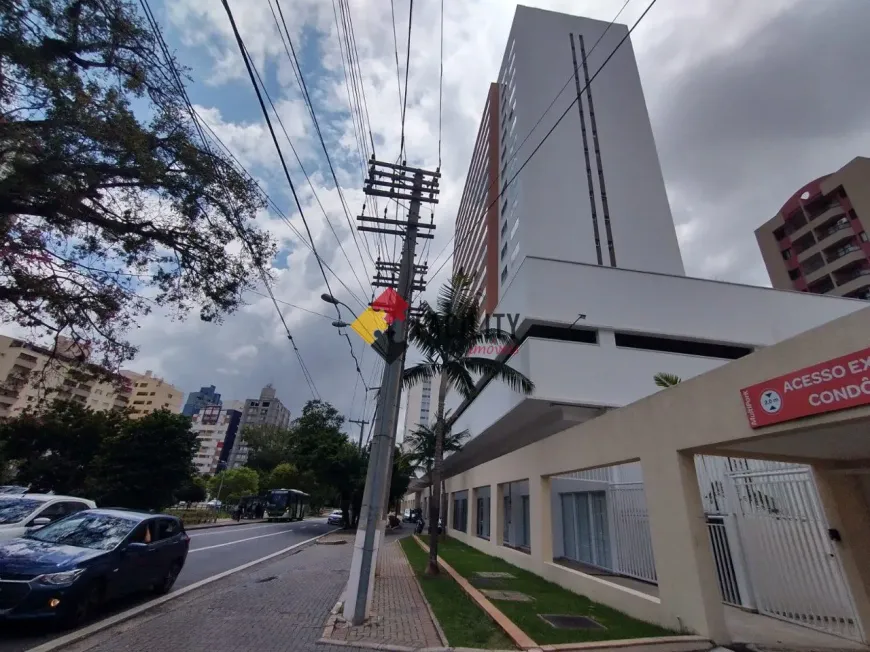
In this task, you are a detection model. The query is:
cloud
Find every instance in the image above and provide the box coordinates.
[117,0,870,437]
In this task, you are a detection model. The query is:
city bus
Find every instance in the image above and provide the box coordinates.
[264,488,309,521]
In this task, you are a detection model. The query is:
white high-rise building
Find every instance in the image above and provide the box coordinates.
[454,6,685,313]
[401,374,438,446]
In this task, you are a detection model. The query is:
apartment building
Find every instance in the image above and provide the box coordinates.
[121,369,184,419]
[191,404,242,475]
[182,384,221,416]
[227,384,291,468]
[0,334,130,419]
[756,156,870,299]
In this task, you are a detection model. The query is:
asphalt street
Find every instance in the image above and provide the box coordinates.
[0,517,337,652]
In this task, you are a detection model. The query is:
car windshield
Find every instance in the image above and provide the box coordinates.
[25,513,138,550]
[0,498,43,524]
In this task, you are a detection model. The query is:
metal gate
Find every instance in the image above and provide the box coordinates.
[728,467,864,642]
[608,483,657,583]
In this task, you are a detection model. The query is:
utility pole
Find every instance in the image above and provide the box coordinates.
[348,418,369,451]
[344,158,439,626]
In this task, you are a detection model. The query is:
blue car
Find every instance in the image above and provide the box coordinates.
[0,508,190,625]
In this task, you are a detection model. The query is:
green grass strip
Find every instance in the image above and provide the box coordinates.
[435,537,677,645]
[399,537,515,650]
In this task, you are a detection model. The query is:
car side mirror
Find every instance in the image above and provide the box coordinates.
[30,517,51,528]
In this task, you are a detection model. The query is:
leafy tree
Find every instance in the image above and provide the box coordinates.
[208,467,258,503]
[263,462,300,491]
[404,274,534,575]
[653,372,682,388]
[0,0,275,372]
[242,424,294,473]
[175,475,207,503]
[87,410,197,510]
[288,400,364,527]
[0,400,124,494]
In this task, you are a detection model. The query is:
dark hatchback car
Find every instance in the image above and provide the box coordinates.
[0,509,190,625]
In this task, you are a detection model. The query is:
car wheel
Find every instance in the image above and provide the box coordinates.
[61,583,102,629]
[154,561,182,595]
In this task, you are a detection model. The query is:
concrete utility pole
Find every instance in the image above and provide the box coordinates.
[344,158,439,626]
[348,418,369,451]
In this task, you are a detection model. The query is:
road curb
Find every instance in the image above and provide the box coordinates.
[25,530,333,652]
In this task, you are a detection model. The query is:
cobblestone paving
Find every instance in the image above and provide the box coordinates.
[327,538,443,649]
[61,539,366,652]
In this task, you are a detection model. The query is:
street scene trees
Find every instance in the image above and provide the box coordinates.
[0,401,197,510]
[0,0,275,373]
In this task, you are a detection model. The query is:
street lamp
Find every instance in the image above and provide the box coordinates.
[332,320,350,328]
[321,293,353,314]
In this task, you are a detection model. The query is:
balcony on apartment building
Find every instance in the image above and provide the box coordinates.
[801,238,866,285]
[832,261,870,298]
[775,198,846,244]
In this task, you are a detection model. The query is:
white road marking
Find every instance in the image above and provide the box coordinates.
[188,523,289,538]
[189,529,299,553]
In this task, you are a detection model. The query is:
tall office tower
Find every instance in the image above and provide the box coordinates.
[756,157,870,300]
[454,5,684,306]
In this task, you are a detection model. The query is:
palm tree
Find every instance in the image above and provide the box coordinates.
[404,422,470,481]
[403,273,534,575]
[653,372,682,388]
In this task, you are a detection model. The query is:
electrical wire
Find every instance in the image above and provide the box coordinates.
[438,0,444,169]
[244,47,372,301]
[427,0,652,282]
[398,0,413,162]
[222,0,372,395]
[140,0,323,399]
[272,0,377,271]
[192,111,369,310]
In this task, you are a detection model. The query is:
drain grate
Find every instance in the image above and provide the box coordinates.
[255,576,278,583]
[470,576,505,589]
[539,614,605,630]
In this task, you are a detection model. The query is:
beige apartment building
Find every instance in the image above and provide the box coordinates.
[0,334,131,419]
[756,156,870,299]
[121,369,184,418]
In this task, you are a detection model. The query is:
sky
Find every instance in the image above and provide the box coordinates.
[118,0,870,437]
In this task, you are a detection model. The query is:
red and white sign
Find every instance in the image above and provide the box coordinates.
[741,346,870,429]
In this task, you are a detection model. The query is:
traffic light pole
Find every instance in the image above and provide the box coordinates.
[344,159,439,626]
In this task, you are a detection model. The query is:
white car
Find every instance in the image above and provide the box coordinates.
[0,494,97,542]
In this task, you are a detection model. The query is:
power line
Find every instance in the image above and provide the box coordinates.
[192,111,369,310]
[272,0,377,272]
[139,0,322,400]
[428,0,652,282]
[243,43,372,302]
[390,0,404,117]
[438,0,444,169]
[221,0,371,395]
[398,0,414,161]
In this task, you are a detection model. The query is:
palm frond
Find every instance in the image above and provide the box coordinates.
[461,356,535,395]
[403,363,439,389]
[443,360,477,401]
[653,372,682,388]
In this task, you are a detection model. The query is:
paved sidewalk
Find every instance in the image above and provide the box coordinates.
[325,537,444,650]
[59,535,368,652]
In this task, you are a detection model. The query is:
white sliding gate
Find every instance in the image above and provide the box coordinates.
[728,467,864,642]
